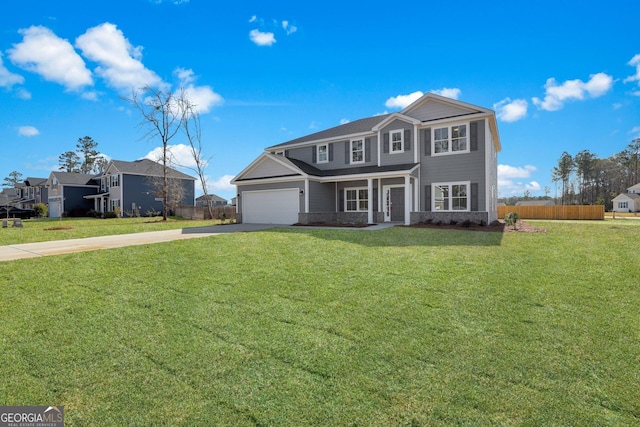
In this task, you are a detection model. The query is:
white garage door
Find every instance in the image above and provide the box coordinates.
[243,189,299,224]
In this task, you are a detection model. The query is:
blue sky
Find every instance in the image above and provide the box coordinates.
[1,0,639,202]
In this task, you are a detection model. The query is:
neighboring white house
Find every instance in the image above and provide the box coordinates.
[612,183,640,212]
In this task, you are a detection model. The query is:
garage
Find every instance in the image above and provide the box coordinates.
[242,188,300,224]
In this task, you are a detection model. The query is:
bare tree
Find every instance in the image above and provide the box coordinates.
[126,87,183,221]
[178,91,215,220]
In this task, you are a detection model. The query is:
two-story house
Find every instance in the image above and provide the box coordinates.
[612,183,640,212]
[47,159,196,217]
[17,177,49,209]
[232,93,501,225]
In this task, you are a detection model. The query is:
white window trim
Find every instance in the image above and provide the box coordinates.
[431,123,470,156]
[350,138,365,164]
[317,143,329,163]
[390,129,404,153]
[432,181,471,212]
[344,187,368,212]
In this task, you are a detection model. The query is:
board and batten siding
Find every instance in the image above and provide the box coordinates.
[419,119,487,212]
[308,181,335,212]
[379,119,415,167]
[284,136,378,171]
[237,180,305,213]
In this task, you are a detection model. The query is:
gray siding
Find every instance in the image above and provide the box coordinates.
[63,186,96,214]
[122,175,195,213]
[236,180,305,213]
[406,102,476,122]
[336,180,378,212]
[419,119,487,211]
[380,119,415,166]
[286,136,378,171]
[309,181,335,212]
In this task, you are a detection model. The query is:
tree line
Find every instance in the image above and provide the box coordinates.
[552,138,640,209]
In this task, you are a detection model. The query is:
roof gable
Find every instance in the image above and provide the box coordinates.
[49,171,99,186]
[107,159,195,180]
[231,153,305,183]
[401,93,492,122]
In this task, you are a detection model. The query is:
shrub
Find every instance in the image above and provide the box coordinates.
[104,211,118,219]
[34,203,48,218]
[449,219,458,226]
[504,212,520,230]
[87,210,102,218]
[461,219,472,228]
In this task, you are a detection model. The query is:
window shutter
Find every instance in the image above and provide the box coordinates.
[365,138,371,162]
[284,149,290,157]
[425,185,431,211]
[471,183,478,211]
[345,141,350,164]
[424,129,431,156]
[312,146,317,163]
[339,189,344,211]
[383,132,389,153]
[329,143,334,161]
[470,122,478,151]
[404,129,411,151]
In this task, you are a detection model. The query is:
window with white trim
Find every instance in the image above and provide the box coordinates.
[345,187,368,211]
[619,201,628,210]
[317,144,328,163]
[110,199,120,211]
[351,139,364,164]
[433,124,468,155]
[110,174,119,187]
[390,129,403,153]
[433,182,469,211]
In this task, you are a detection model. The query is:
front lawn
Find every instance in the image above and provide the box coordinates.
[1,221,639,425]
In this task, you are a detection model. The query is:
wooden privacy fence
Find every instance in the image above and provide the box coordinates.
[175,205,236,220]
[498,205,604,220]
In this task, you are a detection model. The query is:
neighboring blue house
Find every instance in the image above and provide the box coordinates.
[232,93,501,225]
[47,159,196,217]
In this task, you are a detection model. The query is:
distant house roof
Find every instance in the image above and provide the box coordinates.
[613,192,640,202]
[515,200,555,206]
[24,177,48,186]
[195,193,227,203]
[50,172,99,186]
[109,159,196,181]
[627,183,640,192]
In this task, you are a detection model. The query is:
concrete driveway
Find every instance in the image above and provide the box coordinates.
[0,223,279,262]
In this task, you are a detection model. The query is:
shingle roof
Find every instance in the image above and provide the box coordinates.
[24,177,48,186]
[110,159,195,180]
[287,158,419,177]
[268,115,390,149]
[195,193,227,203]
[51,172,99,186]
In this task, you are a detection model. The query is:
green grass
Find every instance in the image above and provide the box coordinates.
[1,220,639,425]
[0,217,227,245]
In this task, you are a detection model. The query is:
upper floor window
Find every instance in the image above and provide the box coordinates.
[110,175,119,187]
[317,144,328,163]
[390,130,404,153]
[433,124,468,155]
[433,182,469,211]
[275,151,284,156]
[351,139,364,164]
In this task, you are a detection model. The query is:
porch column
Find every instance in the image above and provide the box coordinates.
[305,180,309,213]
[367,178,373,224]
[404,175,411,225]
[414,177,419,214]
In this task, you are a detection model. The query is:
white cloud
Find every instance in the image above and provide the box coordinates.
[15,88,31,99]
[624,53,640,84]
[385,90,423,109]
[9,26,92,91]
[339,118,350,125]
[144,144,198,169]
[0,53,24,88]
[532,72,613,111]
[174,68,223,114]
[431,87,461,99]
[309,121,319,129]
[208,174,235,192]
[249,15,258,23]
[81,91,99,101]
[498,164,540,196]
[76,22,163,93]
[18,125,40,137]
[494,98,528,122]
[385,87,461,109]
[249,29,276,46]
[282,21,297,35]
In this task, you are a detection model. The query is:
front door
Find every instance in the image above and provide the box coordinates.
[383,186,405,222]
